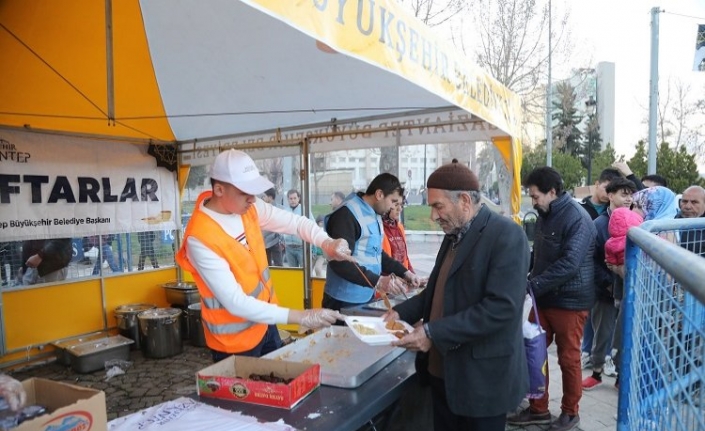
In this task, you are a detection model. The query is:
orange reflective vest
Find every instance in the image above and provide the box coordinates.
[382,221,412,271]
[176,191,277,353]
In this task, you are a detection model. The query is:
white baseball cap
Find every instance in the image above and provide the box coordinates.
[210,149,273,195]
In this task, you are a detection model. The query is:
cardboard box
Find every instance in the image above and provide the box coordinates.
[15,378,107,431]
[196,355,320,409]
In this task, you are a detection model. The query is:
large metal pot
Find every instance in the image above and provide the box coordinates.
[162,281,200,306]
[115,303,156,350]
[138,308,183,358]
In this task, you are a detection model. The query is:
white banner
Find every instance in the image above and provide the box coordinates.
[181,109,499,167]
[0,129,177,241]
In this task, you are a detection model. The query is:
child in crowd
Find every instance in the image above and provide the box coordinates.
[604,207,643,266]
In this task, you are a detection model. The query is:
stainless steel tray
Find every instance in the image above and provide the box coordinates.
[262,326,405,388]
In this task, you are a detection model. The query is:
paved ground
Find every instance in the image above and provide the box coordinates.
[9,338,619,430]
[8,235,619,430]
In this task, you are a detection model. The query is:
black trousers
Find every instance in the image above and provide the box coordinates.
[429,375,507,431]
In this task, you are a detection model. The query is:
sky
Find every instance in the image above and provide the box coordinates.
[564,0,705,163]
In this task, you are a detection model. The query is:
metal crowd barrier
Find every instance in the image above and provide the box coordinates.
[618,218,705,431]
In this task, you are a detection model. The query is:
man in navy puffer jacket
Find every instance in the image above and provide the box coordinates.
[508,167,596,431]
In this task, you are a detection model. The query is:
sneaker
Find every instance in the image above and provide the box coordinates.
[506,407,551,425]
[604,355,618,377]
[581,351,592,369]
[582,375,602,390]
[548,412,580,431]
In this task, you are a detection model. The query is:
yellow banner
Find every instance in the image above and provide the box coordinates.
[244,0,522,138]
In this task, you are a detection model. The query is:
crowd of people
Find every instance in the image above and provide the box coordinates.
[6,147,703,431]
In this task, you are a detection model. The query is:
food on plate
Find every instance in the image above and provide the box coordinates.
[391,330,409,339]
[351,323,379,335]
[385,321,405,331]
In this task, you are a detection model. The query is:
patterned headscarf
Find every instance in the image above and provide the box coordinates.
[632,186,678,221]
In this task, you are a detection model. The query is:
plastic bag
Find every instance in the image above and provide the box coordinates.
[104,359,132,381]
[524,289,547,399]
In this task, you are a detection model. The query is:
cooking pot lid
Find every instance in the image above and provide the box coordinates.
[162,281,197,290]
[115,303,156,313]
[138,308,182,319]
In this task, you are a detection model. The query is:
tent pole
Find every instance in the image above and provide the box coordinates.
[105,0,115,123]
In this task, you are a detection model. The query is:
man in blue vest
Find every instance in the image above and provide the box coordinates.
[323,173,420,311]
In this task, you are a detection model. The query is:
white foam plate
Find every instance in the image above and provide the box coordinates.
[344,316,413,346]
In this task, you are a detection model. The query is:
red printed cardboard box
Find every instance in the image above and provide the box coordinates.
[16,378,107,431]
[196,355,320,409]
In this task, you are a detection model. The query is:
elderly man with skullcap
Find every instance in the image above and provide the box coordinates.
[386,160,530,431]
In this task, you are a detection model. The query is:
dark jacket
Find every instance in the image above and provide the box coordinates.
[394,206,530,417]
[594,211,615,301]
[579,196,602,220]
[529,192,596,310]
[21,239,72,277]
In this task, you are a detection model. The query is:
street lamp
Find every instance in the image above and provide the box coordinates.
[585,96,597,185]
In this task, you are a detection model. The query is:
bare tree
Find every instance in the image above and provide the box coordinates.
[469,1,571,129]
[397,0,466,27]
[643,77,704,162]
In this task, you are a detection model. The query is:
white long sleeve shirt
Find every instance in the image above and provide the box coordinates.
[185,197,330,324]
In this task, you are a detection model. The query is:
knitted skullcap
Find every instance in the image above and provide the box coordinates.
[426,159,480,191]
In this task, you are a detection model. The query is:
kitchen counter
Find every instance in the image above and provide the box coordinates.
[193,350,417,431]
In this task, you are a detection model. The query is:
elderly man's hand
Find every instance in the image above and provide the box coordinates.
[392,326,432,352]
[321,238,353,262]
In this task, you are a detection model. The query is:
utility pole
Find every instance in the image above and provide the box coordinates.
[546,0,553,167]
[648,6,661,175]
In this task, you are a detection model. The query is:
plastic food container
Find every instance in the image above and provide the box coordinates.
[344,316,413,346]
[67,335,134,373]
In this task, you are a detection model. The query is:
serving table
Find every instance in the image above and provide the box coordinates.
[193,350,416,431]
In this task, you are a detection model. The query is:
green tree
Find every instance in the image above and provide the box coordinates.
[521,144,584,190]
[589,144,618,181]
[583,114,602,183]
[552,81,584,157]
[627,141,705,193]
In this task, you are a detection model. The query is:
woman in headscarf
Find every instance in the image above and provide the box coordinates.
[630,186,678,222]
[607,185,679,391]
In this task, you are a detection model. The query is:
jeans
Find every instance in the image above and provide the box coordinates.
[529,308,588,416]
[589,299,619,370]
[92,244,120,275]
[285,245,303,267]
[210,325,282,362]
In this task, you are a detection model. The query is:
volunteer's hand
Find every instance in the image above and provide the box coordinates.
[25,254,42,268]
[404,271,421,288]
[321,238,353,262]
[391,326,432,352]
[381,309,400,323]
[375,275,405,295]
[299,308,345,330]
[0,375,26,411]
[612,161,633,177]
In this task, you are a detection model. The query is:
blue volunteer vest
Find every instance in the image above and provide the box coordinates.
[324,195,383,303]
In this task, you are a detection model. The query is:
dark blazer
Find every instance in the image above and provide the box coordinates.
[394,205,530,417]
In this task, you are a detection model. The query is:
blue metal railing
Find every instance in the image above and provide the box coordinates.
[618,218,705,431]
